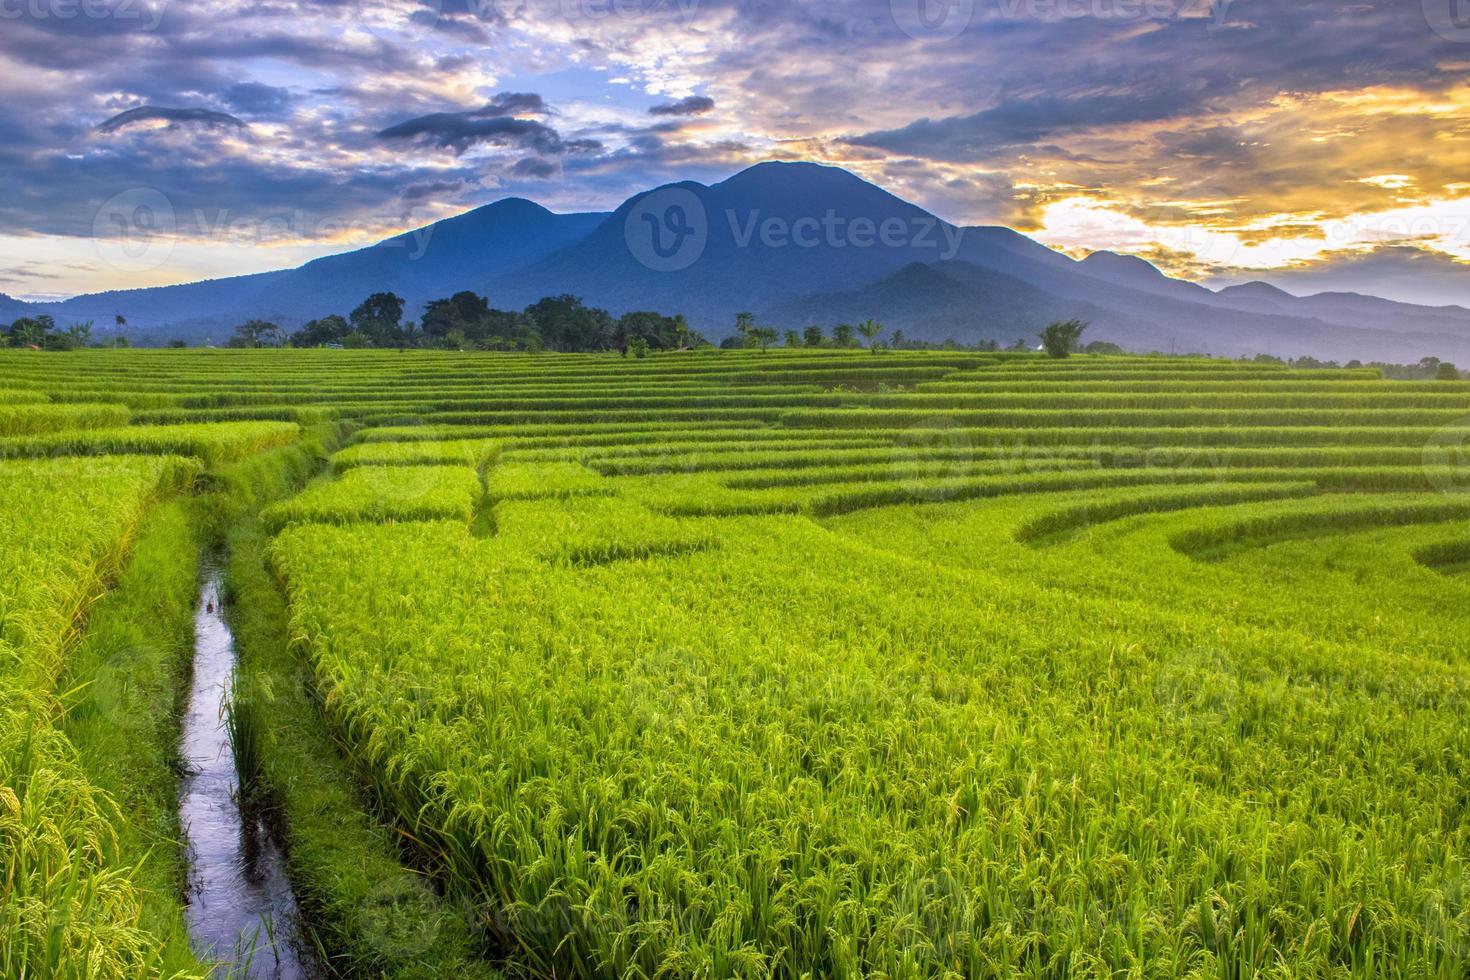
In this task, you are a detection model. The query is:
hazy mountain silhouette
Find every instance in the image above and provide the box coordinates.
[11,161,1470,361]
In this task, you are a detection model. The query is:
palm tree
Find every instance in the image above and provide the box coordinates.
[857,318,883,352]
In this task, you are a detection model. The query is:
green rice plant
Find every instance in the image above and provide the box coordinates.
[493,495,718,565]
[1013,481,1321,543]
[0,421,300,466]
[271,511,1470,979]
[0,389,47,404]
[0,456,198,691]
[0,456,205,980]
[262,465,483,532]
[487,461,612,500]
[1413,537,1470,574]
[332,438,501,472]
[778,406,1470,430]
[1169,496,1470,559]
[6,344,1470,979]
[0,402,130,436]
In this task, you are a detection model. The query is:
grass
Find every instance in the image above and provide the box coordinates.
[1,346,1469,977]
[58,500,208,977]
[0,458,206,980]
[261,464,483,531]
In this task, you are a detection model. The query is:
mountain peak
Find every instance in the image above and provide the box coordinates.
[1081,250,1169,282]
[1218,280,1296,300]
[715,160,895,200]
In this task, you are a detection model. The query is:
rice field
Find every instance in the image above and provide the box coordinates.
[1,346,1467,978]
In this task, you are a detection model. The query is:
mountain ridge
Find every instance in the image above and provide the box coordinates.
[8,161,1469,361]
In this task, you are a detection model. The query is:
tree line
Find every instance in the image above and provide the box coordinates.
[3,300,1465,378]
[1,315,132,350]
[230,292,706,355]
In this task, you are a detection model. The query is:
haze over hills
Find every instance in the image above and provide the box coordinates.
[10,162,1470,362]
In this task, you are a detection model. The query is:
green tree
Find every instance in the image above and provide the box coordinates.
[803,325,825,348]
[890,329,906,350]
[857,319,883,352]
[832,323,856,348]
[1039,319,1087,358]
[350,292,406,346]
[525,295,612,352]
[1438,361,1461,381]
[230,319,284,348]
[750,326,778,352]
[8,317,45,347]
[783,330,802,348]
[291,315,349,348]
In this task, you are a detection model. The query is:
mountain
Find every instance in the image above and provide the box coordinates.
[7,161,1470,362]
[487,162,979,321]
[0,293,34,322]
[769,261,1128,345]
[23,199,606,343]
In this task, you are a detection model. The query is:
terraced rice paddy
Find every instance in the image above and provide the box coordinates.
[1,347,1467,978]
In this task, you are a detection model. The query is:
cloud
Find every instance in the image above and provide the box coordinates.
[1,0,1468,305]
[510,157,559,179]
[223,82,295,117]
[375,92,603,155]
[649,96,715,117]
[847,90,1197,163]
[95,106,247,134]
[378,111,601,156]
[1217,244,1470,309]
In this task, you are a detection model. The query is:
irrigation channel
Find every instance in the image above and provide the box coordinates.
[178,563,322,978]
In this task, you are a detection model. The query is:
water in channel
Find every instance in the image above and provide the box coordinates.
[178,565,322,979]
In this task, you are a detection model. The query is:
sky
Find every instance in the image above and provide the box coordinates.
[2,0,1469,306]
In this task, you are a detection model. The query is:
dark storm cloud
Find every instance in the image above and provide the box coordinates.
[377,94,601,155]
[510,157,559,178]
[95,106,248,134]
[847,90,1195,162]
[223,82,295,116]
[649,96,715,116]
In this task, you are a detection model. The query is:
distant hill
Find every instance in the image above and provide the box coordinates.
[9,161,1470,362]
[23,199,606,343]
